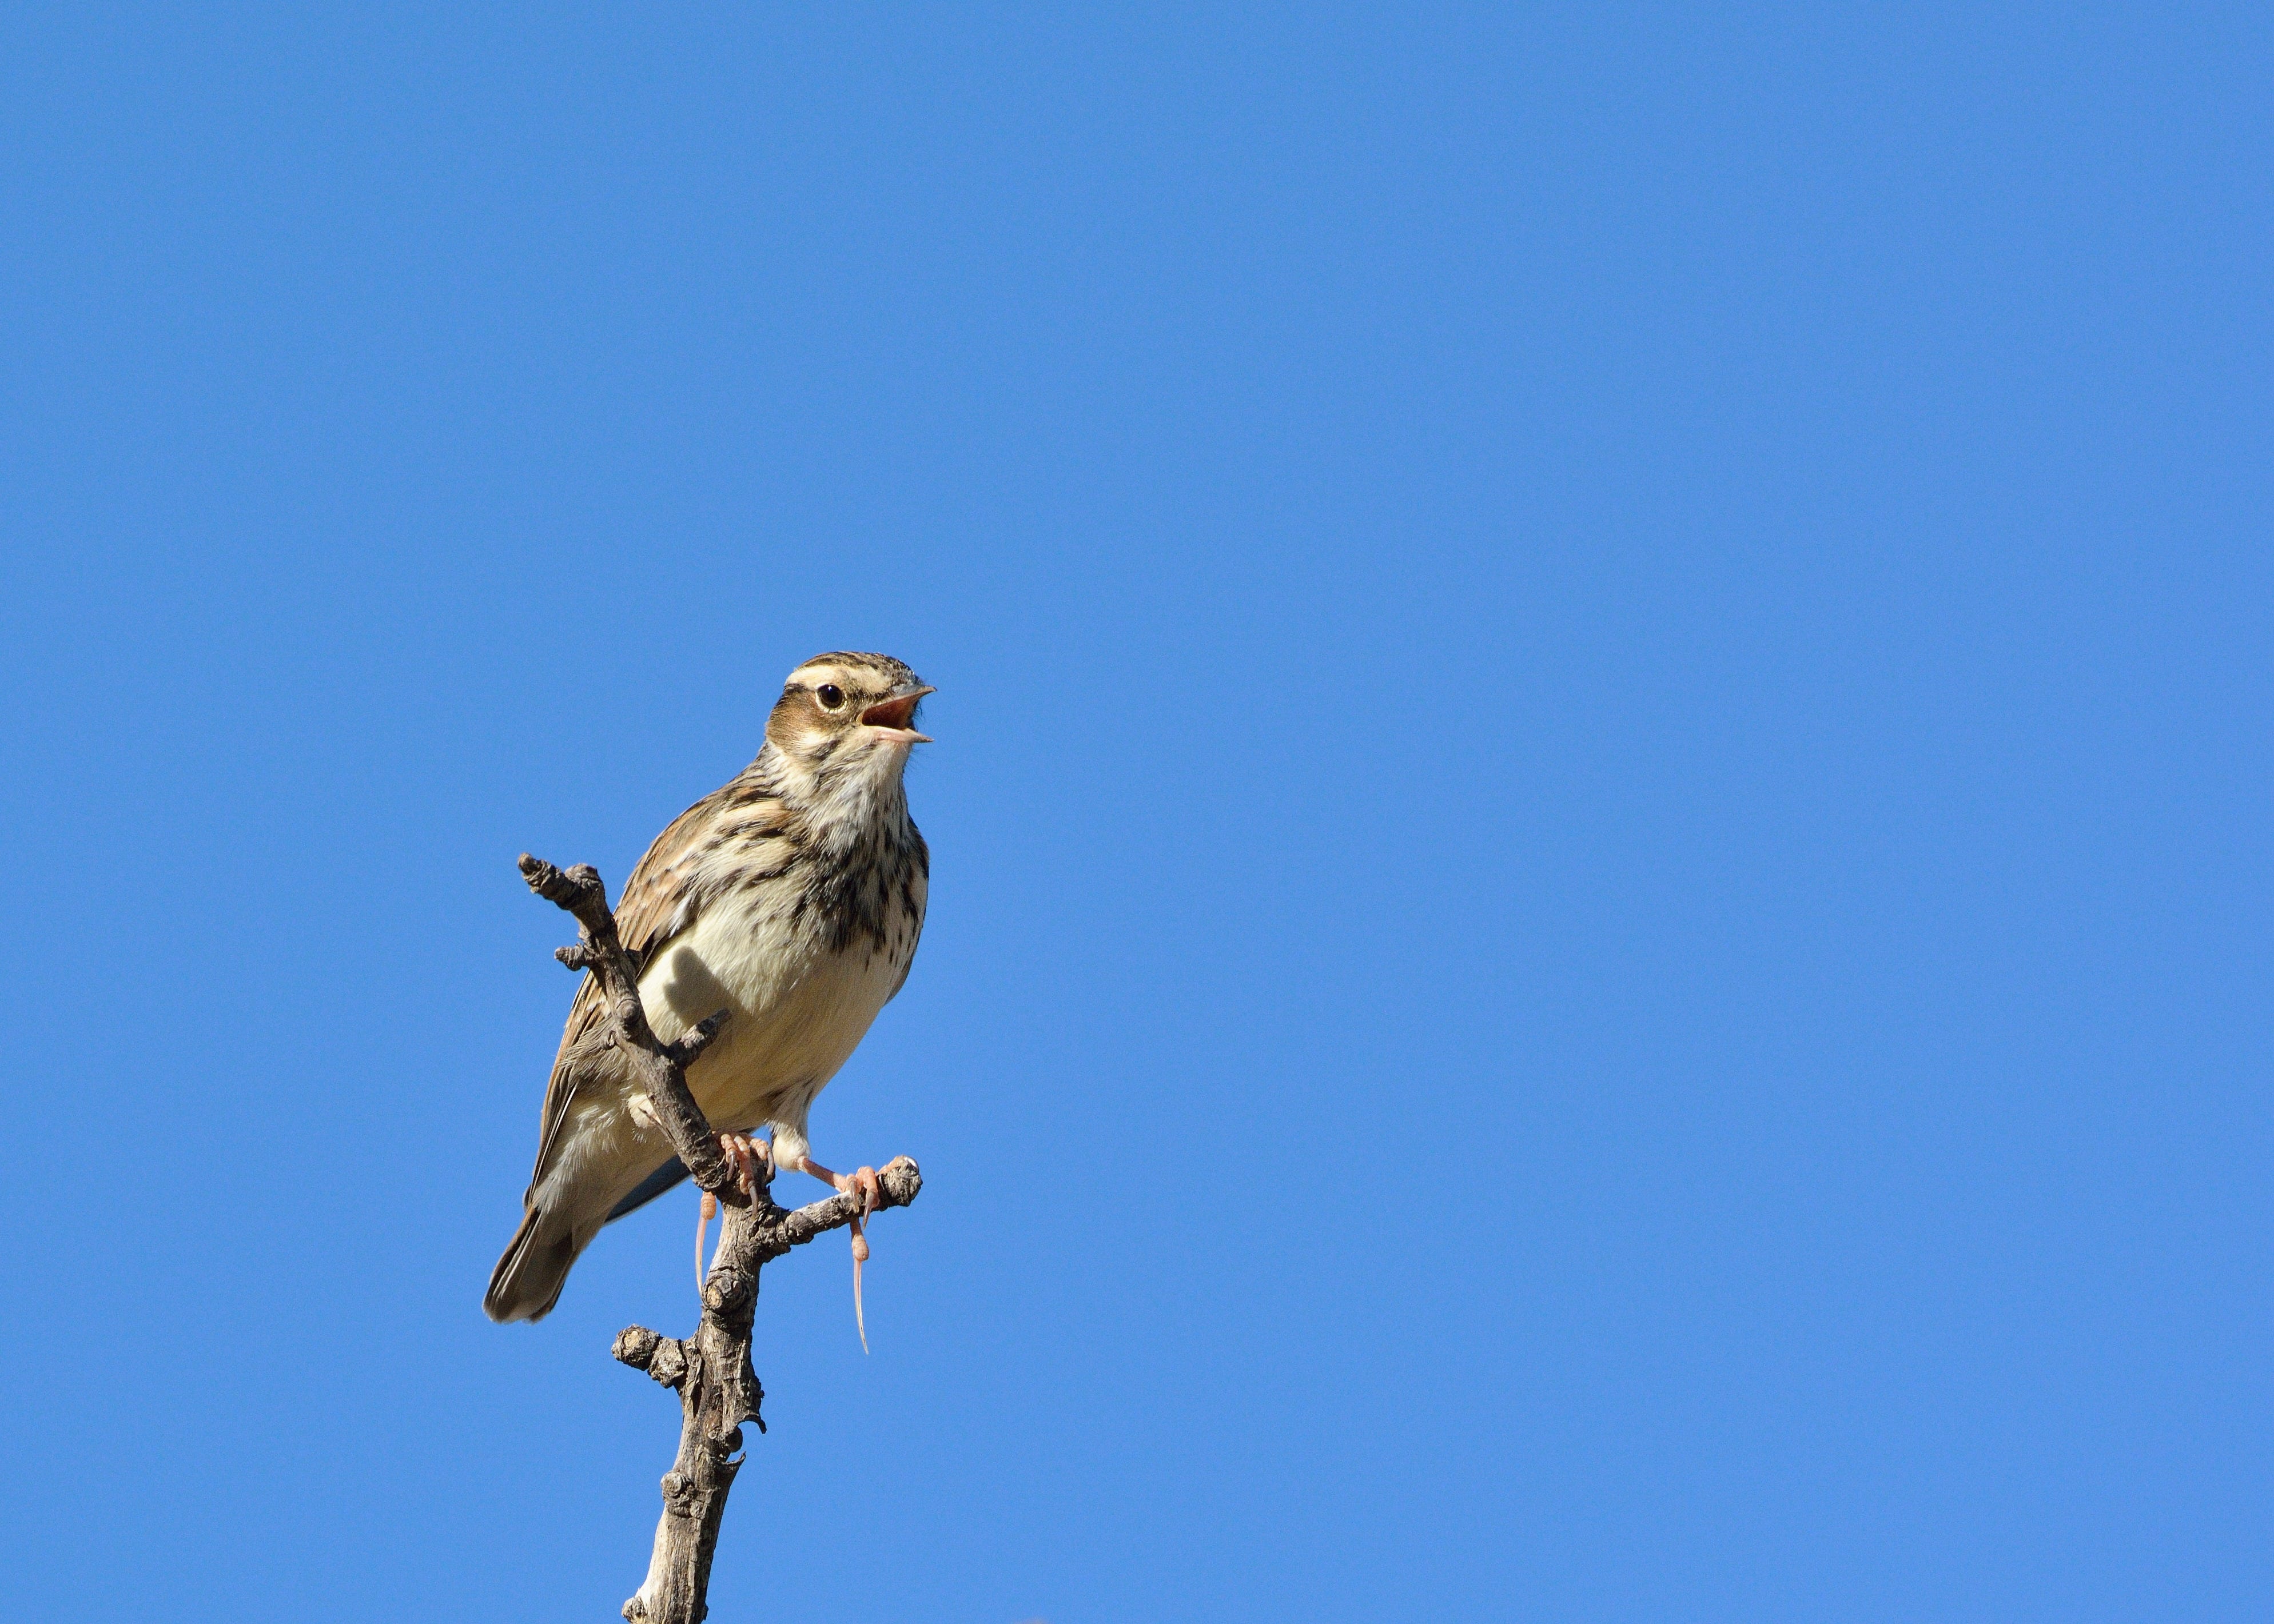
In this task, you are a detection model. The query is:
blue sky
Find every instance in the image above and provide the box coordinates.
[2,5,2268,1620]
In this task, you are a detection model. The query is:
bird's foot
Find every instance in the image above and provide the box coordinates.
[797,1157,882,1352]
[719,1131,772,1197]
[796,1156,881,1216]
[696,1134,773,1289]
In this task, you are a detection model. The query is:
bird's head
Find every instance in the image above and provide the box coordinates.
[766,652,934,791]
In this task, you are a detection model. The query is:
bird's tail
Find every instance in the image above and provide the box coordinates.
[484,1198,586,1323]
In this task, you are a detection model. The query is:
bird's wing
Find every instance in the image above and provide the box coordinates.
[521,776,756,1196]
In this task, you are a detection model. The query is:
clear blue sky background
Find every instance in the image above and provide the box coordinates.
[2,6,2266,1620]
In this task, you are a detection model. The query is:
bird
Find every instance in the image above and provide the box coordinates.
[485,651,932,1332]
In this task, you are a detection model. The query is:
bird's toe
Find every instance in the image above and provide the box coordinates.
[716,1131,772,1195]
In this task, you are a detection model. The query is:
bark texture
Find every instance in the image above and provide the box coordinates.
[521,853,924,1623]
[615,1159,922,1622]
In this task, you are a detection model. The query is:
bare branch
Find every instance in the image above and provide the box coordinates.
[661,1009,731,1070]
[762,1155,923,1258]
[518,852,740,1204]
[518,851,926,1621]
[615,1158,925,1622]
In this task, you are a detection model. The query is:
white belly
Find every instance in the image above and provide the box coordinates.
[636,891,909,1148]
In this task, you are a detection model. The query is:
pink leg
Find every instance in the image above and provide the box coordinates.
[797,1155,882,1352]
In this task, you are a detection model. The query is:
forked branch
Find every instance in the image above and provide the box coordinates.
[614,1157,922,1622]
[518,853,924,1624]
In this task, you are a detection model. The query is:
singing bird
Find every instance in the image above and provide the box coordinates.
[485,651,931,1325]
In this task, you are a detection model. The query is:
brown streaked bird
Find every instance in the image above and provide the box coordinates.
[485,652,932,1336]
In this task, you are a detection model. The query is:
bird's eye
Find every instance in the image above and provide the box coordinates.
[816,684,846,710]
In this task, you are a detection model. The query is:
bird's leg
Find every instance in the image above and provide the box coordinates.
[795,1155,881,1211]
[797,1156,882,1352]
[697,1133,772,1288]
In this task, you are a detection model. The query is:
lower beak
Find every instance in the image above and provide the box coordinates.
[859,686,935,744]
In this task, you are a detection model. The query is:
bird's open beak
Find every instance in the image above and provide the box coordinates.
[859,685,935,745]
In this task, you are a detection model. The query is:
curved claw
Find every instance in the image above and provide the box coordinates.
[716,1131,772,1198]
[796,1156,884,1350]
[847,1167,879,1354]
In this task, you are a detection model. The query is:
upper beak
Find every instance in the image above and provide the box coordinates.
[859,685,935,744]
